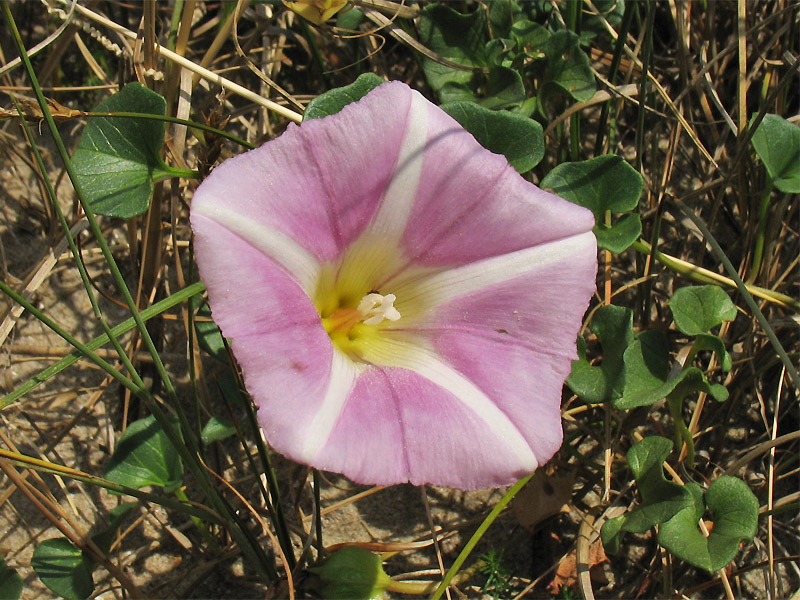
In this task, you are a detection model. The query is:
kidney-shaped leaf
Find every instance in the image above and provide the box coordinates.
[659,476,759,572]
[616,330,728,410]
[72,83,172,218]
[541,155,643,252]
[32,538,94,600]
[104,415,184,493]
[567,305,633,403]
[750,113,800,193]
[540,30,596,102]
[670,285,737,335]
[418,3,485,97]
[601,436,694,554]
[304,73,385,121]
[441,101,543,172]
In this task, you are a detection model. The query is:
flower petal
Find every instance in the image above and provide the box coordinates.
[313,365,538,489]
[397,234,597,465]
[388,231,596,321]
[395,97,595,268]
[190,81,416,266]
[191,217,337,452]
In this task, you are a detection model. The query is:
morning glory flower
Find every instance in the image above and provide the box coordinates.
[190,81,597,490]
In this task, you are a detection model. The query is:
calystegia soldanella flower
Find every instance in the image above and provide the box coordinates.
[190,81,597,490]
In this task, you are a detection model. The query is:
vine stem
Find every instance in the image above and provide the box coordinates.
[430,474,532,600]
[630,239,799,311]
[672,200,800,390]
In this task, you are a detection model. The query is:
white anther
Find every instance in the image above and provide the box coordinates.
[357,293,401,326]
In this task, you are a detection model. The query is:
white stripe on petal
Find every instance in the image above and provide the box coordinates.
[193,204,320,292]
[334,91,430,289]
[366,90,429,240]
[393,231,596,311]
[299,350,362,462]
[361,335,538,470]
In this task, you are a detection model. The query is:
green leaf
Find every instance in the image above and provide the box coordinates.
[441,101,544,172]
[310,546,392,600]
[540,155,643,252]
[192,295,227,362]
[616,331,729,410]
[488,0,514,38]
[0,555,22,600]
[510,20,549,50]
[418,4,486,96]
[72,83,172,218]
[104,415,184,493]
[32,538,94,600]
[750,113,800,193]
[670,285,737,335]
[601,437,694,554]
[595,212,642,254]
[539,30,596,102]
[335,7,364,30]
[616,329,669,406]
[541,154,642,214]
[201,416,237,445]
[303,73,385,121]
[659,476,759,572]
[567,305,633,403]
[693,333,733,371]
[479,66,526,109]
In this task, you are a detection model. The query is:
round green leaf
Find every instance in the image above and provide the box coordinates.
[669,285,737,335]
[441,101,544,172]
[418,4,486,96]
[72,83,171,218]
[601,437,695,553]
[0,556,22,600]
[479,66,526,109]
[693,333,733,371]
[541,154,642,216]
[750,113,800,193]
[303,73,385,121]
[539,30,596,102]
[32,538,94,600]
[594,212,642,254]
[104,415,184,492]
[567,305,633,403]
[659,476,759,572]
[617,329,729,410]
[541,155,643,252]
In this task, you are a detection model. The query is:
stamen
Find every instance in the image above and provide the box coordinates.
[357,293,401,326]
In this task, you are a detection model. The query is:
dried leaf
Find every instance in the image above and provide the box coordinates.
[549,539,608,593]
[512,470,574,532]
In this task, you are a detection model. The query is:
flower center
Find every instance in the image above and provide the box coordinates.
[323,292,401,335]
[357,293,402,326]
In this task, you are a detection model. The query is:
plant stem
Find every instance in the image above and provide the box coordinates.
[630,239,799,311]
[430,474,532,600]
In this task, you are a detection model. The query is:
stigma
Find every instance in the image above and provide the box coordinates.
[357,293,402,326]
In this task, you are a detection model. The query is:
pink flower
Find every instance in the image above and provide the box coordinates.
[190,81,597,490]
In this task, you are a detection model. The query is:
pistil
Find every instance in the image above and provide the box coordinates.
[322,292,401,337]
[357,293,402,326]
